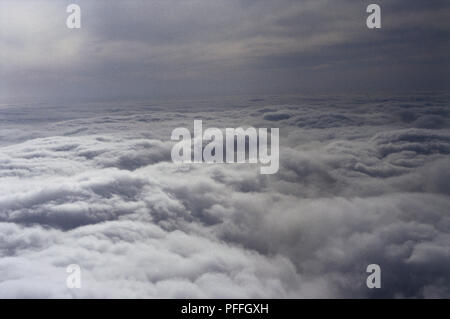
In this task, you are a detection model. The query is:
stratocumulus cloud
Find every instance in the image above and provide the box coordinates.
[0,93,449,298]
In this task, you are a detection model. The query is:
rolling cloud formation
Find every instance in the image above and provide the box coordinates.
[0,93,449,298]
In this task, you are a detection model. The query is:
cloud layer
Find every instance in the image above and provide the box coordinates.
[1,0,449,101]
[0,93,449,298]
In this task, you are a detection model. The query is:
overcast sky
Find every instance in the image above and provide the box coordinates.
[0,0,449,102]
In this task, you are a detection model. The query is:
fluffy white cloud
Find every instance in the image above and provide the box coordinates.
[0,93,449,298]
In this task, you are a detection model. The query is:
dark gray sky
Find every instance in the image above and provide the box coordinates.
[0,0,449,102]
